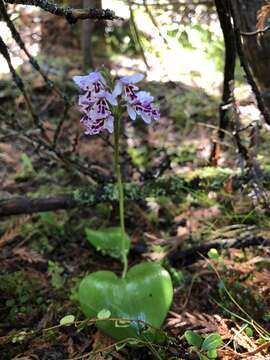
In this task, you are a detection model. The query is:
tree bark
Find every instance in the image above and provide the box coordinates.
[81,0,94,69]
[81,0,103,70]
[233,0,270,110]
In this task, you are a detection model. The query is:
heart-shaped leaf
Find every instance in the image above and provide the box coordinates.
[79,262,173,341]
[85,227,130,261]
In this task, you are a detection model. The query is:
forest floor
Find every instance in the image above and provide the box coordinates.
[1,35,270,359]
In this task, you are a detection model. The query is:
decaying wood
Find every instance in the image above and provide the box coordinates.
[169,235,270,267]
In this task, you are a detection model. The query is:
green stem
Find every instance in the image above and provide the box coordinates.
[113,111,128,278]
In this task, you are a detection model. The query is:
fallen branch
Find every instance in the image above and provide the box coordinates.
[168,236,270,267]
[3,0,121,23]
[0,176,197,217]
[0,195,76,217]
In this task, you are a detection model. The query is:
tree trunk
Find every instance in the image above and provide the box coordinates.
[81,0,103,70]
[233,0,270,110]
[81,0,94,70]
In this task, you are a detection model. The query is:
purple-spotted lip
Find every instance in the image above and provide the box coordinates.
[124,85,138,101]
[74,70,159,134]
[82,114,114,135]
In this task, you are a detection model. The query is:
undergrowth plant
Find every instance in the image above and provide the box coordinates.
[72,69,173,341]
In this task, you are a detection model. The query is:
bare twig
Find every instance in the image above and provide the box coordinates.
[240,341,270,357]
[0,0,65,98]
[128,1,150,69]
[143,0,170,48]
[0,0,70,148]
[210,0,236,165]
[128,0,213,7]
[241,25,270,37]
[0,35,41,129]
[3,0,121,23]
[232,101,250,163]
[0,119,111,184]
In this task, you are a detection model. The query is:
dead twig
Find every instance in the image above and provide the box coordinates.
[210,0,236,165]
[169,236,270,267]
[3,0,122,23]
[240,341,270,357]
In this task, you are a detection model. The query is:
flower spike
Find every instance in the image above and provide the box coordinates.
[73,70,159,135]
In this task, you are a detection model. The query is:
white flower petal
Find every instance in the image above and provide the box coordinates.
[89,108,111,120]
[78,95,89,106]
[137,91,153,103]
[91,91,117,109]
[100,91,118,106]
[88,71,101,83]
[105,116,114,133]
[127,106,137,120]
[72,75,89,90]
[96,90,107,99]
[112,81,123,97]
[140,112,152,124]
[73,71,106,91]
[121,73,144,84]
[108,94,118,106]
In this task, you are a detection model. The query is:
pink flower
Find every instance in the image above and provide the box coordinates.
[81,114,114,135]
[72,70,159,135]
[113,73,145,102]
[127,91,160,124]
[73,71,106,103]
[79,91,116,135]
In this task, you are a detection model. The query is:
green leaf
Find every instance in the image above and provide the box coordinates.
[207,248,219,260]
[40,212,57,226]
[207,349,218,358]
[201,333,223,351]
[21,153,34,173]
[79,262,173,341]
[184,330,203,347]
[60,315,75,326]
[97,309,111,319]
[85,227,130,261]
[245,326,253,337]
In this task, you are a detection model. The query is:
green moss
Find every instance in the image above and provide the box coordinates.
[0,271,46,322]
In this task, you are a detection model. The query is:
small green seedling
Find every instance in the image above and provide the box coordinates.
[184,330,223,359]
[48,260,65,290]
[59,314,75,326]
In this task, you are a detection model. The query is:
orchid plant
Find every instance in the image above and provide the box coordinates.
[72,69,173,341]
[73,70,159,276]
